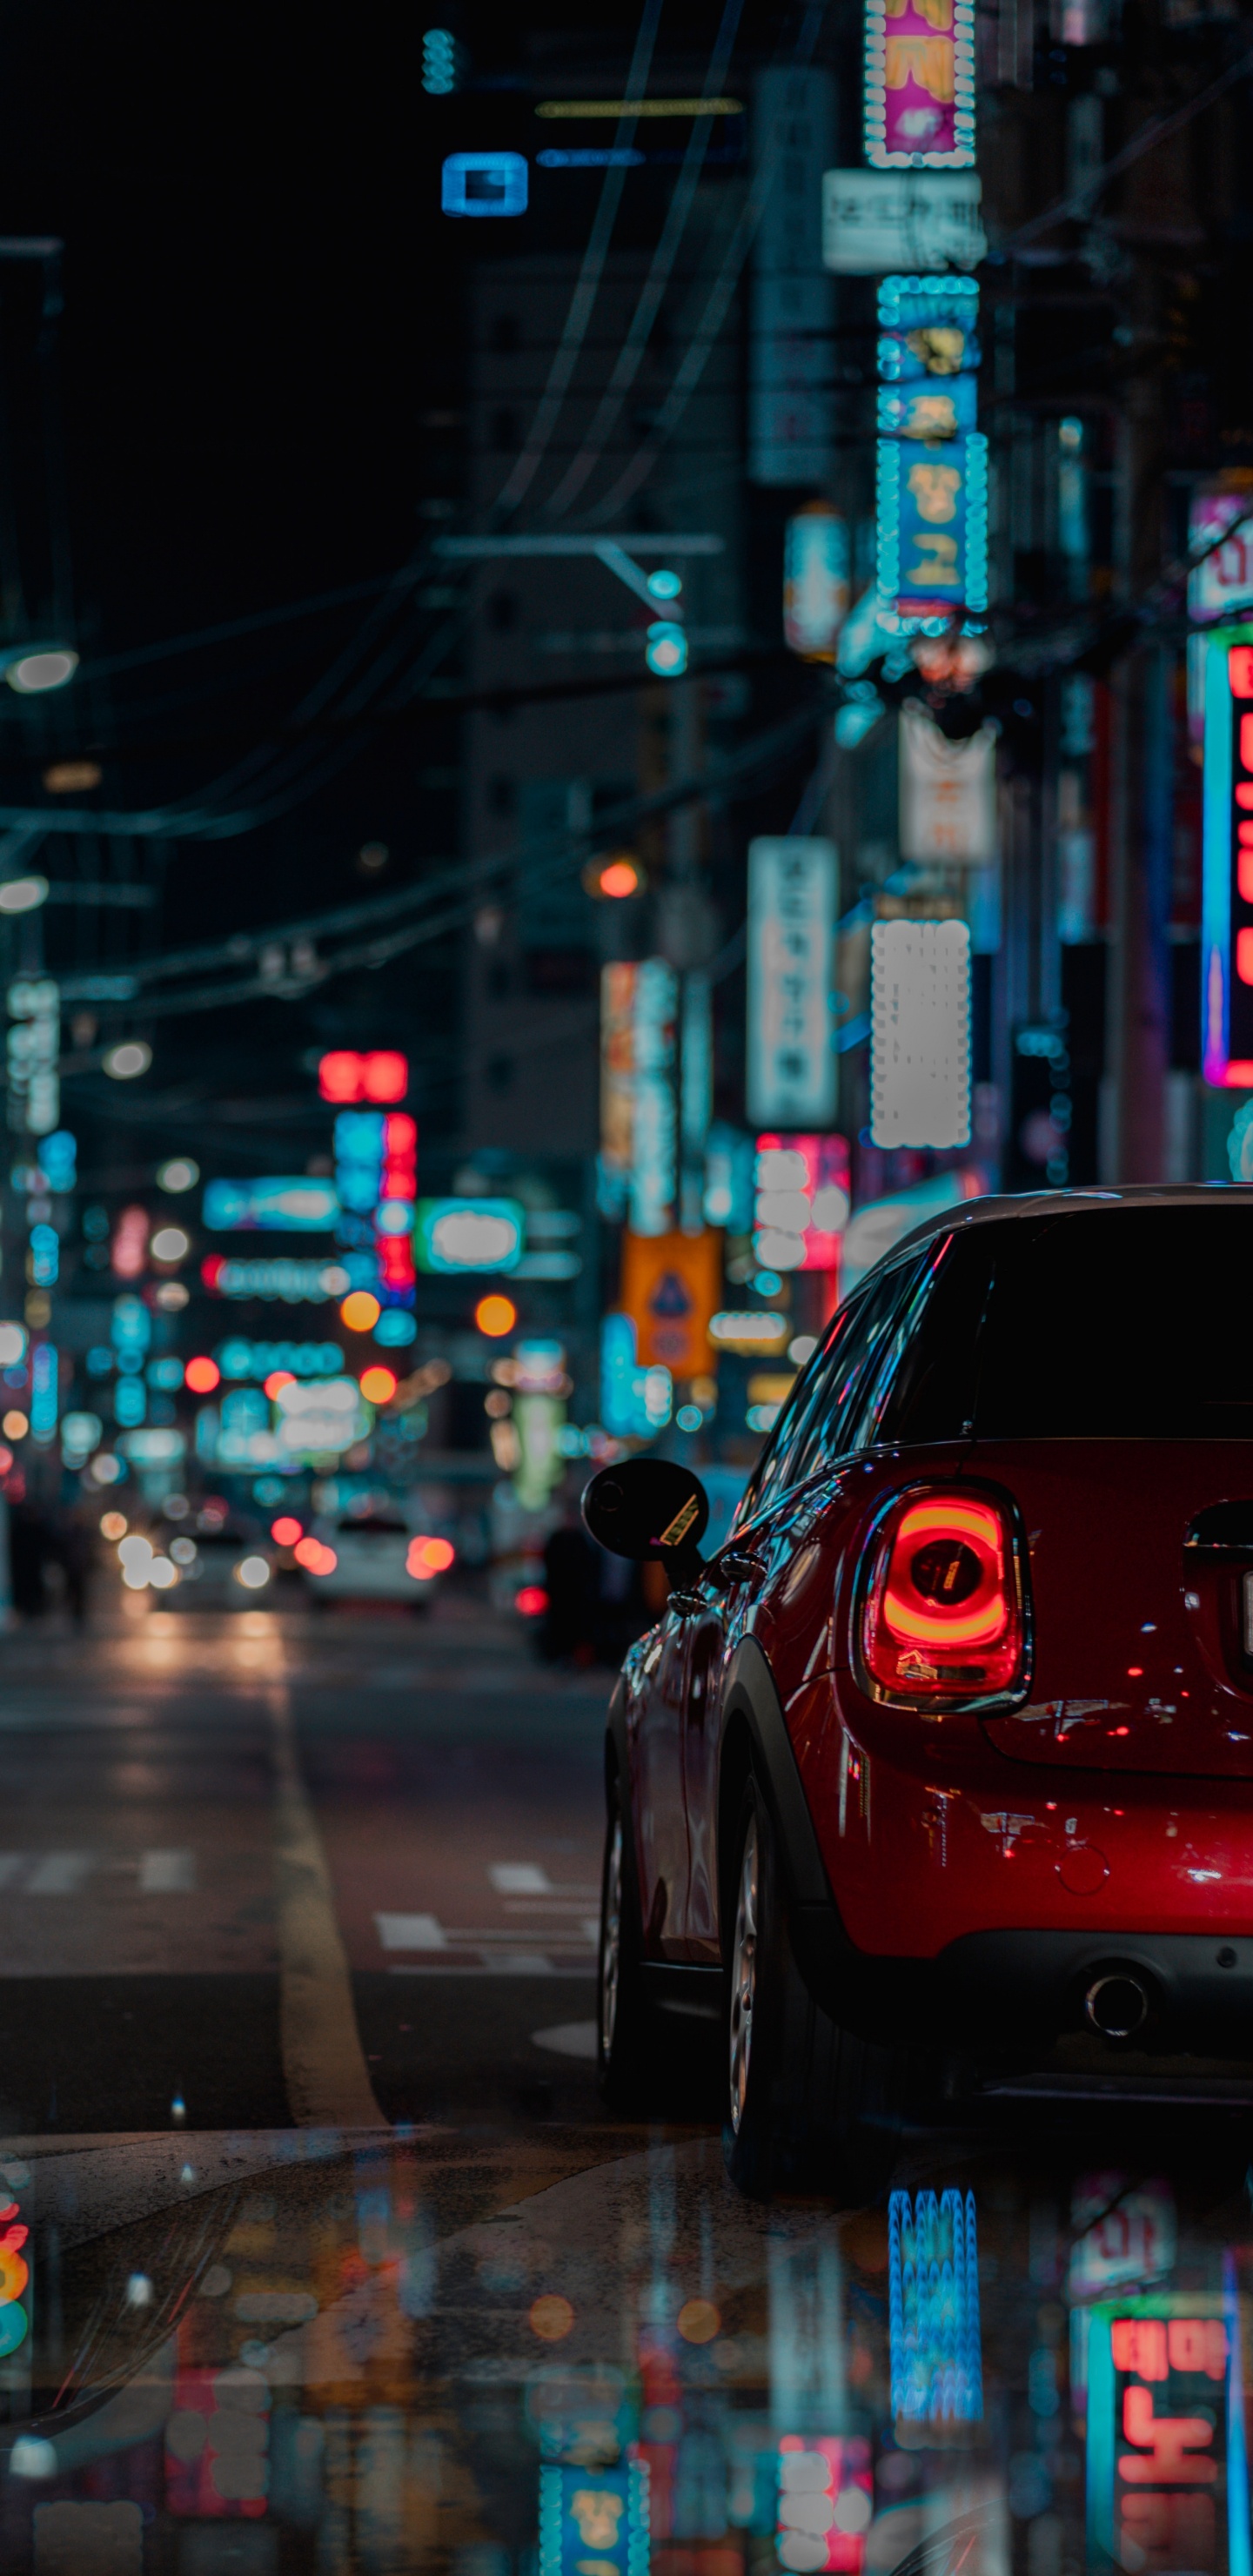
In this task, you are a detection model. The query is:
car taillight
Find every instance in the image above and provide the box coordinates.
[861,1488,1024,1701]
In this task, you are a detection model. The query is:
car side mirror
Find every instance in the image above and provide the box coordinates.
[581,1458,708,1578]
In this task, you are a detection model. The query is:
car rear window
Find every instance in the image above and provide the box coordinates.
[337,1515,406,1534]
[974,1207,1253,1439]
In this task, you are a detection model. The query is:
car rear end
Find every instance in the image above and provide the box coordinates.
[804,1195,1253,2083]
[299,1512,453,1606]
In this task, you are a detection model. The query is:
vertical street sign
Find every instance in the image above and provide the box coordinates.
[747,839,838,1129]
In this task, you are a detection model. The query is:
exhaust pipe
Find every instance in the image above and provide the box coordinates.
[1085,1970,1150,2040]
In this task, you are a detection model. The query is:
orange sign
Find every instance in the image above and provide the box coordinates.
[620,1230,720,1376]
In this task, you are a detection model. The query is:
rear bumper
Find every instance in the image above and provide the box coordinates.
[793,1899,1253,2062]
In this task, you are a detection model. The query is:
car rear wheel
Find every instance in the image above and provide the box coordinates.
[723,1778,903,2202]
[597,1781,667,2108]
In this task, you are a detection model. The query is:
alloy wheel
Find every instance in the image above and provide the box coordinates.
[728,1814,758,2134]
[600,1814,623,2059]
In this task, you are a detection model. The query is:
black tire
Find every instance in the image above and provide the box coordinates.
[597,1776,668,2109]
[722,1776,903,2202]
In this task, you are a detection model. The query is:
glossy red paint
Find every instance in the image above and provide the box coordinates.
[624,1432,1253,1967]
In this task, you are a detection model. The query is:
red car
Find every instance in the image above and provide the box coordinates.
[586,1188,1253,2193]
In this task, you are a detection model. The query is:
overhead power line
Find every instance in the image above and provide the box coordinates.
[54,692,832,1019]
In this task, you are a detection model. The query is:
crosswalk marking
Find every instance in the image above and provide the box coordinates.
[27,1853,95,1895]
[138,1850,197,1894]
[489,1862,552,1895]
[0,1850,197,1894]
[374,1911,446,1952]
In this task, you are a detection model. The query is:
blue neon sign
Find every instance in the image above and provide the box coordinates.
[442,153,528,218]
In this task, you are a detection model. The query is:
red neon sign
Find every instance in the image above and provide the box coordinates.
[318,1050,409,1104]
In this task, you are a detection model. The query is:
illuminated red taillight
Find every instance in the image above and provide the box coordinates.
[861,1489,1023,1701]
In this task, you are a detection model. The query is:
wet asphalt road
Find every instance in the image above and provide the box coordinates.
[0,1589,1248,2572]
[0,1591,615,2139]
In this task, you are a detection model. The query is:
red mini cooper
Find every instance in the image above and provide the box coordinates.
[585,1188,1253,2192]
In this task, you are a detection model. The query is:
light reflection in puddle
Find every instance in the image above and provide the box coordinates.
[0,2137,1247,2573]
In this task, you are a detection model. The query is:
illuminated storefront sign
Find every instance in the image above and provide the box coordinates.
[200,1256,351,1303]
[539,2461,650,2576]
[754,1134,851,1273]
[441,151,529,218]
[784,505,849,660]
[747,839,838,1129]
[6,977,59,1138]
[274,1376,369,1456]
[0,2184,30,2359]
[620,1228,720,1376]
[598,960,679,1233]
[631,959,678,1237]
[888,2187,982,2424]
[899,699,996,862]
[1203,631,1253,1086]
[334,1110,417,1300]
[1086,2295,1250,2576]
[317,1049,408,1104]
[203,1177,339,1232]
[872,918,972,1149]
[415,1197,525,1275]
[876,277,984,634]
[750,67,836,486]
[822,170,984,272]
[864,0,975,166]
[30,1341,57,1446]
[777,2438,873,2574]
[216,1339,344,1381]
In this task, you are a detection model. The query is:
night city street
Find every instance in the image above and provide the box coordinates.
[4,0,1253,2562]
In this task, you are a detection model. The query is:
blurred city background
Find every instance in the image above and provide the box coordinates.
[0,0,1243,1618]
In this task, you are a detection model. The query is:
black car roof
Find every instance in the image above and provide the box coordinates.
[882,1183,1253,1278]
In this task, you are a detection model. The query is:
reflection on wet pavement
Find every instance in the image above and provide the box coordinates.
[0,2124,1249,2573]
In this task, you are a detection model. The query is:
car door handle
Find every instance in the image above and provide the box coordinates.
[714,1548,766,1593]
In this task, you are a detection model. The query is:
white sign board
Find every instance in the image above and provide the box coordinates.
[821,171,986,275]
[899,701,997,864]
[747,839,837,1128]
[870,918,971,1150]
[1189,492,1253,627]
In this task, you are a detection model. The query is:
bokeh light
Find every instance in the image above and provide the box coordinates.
[340,1291,381,1332]
[528,2294,574,2343]
[2,1412,28,1440]
[184,1358,221,1394]
[271,1516,302,1546]
[359,1365,398,1405]
[475,1293,517,1338]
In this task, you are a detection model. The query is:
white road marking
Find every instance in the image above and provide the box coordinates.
[532,2021,598,2059]
[374,1912,447,1952]
[137,1851,197,1894]
[489,1862,552,1895]
[26,1853,93,1895]
[0,1850,197,1894]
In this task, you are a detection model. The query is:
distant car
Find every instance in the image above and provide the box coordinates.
[300,1510,452,1607]
[585,1186,1253,2197]
[158,1524,275,1606]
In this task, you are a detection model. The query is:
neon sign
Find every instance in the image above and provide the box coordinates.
[876,278,984,634]
[777,2438,873,2574]
[539,2463,649,2576]
[888,2187,982,2422]
[318,1050,408,1104]
[1202,631,1253,1086]
[871,920,972,1150]
[1086,2293,1250,2576]
[0,2190,29,2358]
[865,0,975,167]
[442,152,528,218]
[754,1135,851,1273]
[203,1177,339,1232]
